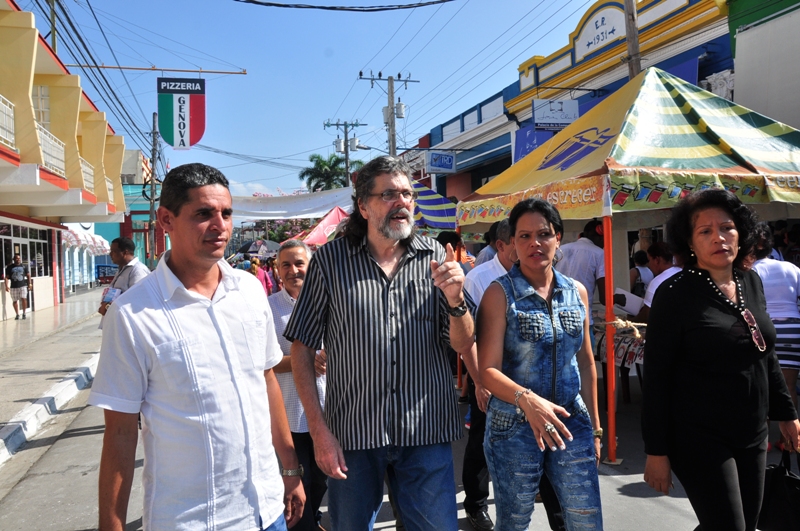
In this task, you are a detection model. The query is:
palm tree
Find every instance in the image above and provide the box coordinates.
[298,153,364,191]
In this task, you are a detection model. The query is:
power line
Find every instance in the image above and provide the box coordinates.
[331,5,418,118]
[194,144,322,171]
[380,1,447,72]
[404,0,556,117]
[405,0,591,135]
[74,1,244,70]
[85,0,148,125]
[362,8,417,71]
[233,0,455,12]
[32,0,152,152]
[398,0,471,73]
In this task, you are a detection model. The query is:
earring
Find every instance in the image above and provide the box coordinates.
[509,249,519,263]
[554,247,565,264]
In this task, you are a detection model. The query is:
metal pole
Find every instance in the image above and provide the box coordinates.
[623,0,642,79]
[49,0,57,53]
[344,122,350,182]
[602,216,620,464]
[149,112,158,269]
[388,76,396,156]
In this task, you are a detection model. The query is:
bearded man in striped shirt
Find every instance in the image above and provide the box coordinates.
[286,155,476,531]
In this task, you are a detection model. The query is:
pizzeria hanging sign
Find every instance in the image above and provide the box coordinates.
[157,78,206,150]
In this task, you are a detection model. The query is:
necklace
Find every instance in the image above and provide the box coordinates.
[687,268,744,310]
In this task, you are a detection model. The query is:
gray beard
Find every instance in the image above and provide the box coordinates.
[378,208,413,241]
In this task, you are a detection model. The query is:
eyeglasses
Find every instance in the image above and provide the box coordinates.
[741,308,766,352]
[369,190,419,202]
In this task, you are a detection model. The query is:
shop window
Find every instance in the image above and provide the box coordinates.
[40,229,48,240]
[19,226,28,239]
[1,238,10,278]
[12,225,20,238]
[31,85,50,130]
[34,242,47,276]
[0,223,10,237]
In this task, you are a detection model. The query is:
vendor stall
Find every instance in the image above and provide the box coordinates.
[456,67,800,461]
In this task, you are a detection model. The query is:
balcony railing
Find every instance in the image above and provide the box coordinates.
[106,177,114,205]
[36,123,66,177]
[80,157,95,193]
[0,94,14,150]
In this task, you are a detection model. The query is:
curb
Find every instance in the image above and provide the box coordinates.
[0,353,100,467]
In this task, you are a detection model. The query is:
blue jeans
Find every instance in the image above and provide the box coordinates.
[328,442,458,531]
[484,398,603,531]
[261,514,287,531]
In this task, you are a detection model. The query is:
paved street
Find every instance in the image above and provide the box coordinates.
[0,377,701,531]
[2,292,782,530]
[0,291,703,531]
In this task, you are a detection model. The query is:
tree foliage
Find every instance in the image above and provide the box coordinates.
[298,153,364,191]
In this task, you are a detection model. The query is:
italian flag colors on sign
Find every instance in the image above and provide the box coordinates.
[157,77,206,150]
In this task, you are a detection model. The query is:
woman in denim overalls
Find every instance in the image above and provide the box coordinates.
[477,199,604,531]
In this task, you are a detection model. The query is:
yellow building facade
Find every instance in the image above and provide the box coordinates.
[0,0,127,318]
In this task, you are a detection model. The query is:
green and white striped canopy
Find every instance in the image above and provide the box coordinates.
[458,68,800,227]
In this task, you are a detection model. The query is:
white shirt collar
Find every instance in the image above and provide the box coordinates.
[154,250,239,302]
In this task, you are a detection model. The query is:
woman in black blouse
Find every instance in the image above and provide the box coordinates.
[642,189,800,531]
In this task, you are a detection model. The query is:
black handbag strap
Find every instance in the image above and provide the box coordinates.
[780,450,800,472]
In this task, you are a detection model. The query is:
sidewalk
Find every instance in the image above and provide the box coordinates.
[0,288,104,466]
[0,289,103,357]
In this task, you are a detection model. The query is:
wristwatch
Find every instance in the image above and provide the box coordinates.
[280,465,304,477]
[446,300,468,317]
[592,428,604,439]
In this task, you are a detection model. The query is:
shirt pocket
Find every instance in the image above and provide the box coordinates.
[154,337,203,394]
[558,309,583,337]
[517,311,547,343]
[240,319,267,370]
[407,278,436,322]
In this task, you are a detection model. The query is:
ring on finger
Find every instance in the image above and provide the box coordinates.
[544,423,556,434]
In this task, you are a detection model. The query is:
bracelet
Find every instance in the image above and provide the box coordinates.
[514,389,531,414]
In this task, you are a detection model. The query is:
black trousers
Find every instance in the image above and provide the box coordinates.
[291,431,328,531]
[670,437,767,531]
[462,376,490,514]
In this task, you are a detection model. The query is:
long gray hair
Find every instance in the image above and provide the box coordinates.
[342,156,415,245]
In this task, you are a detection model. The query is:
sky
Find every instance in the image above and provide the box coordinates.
[21,0,595,201]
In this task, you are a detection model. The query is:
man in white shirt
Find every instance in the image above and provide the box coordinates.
[269,239,327,531]
[89,163,304,531]
[461,219,513,531]
[555,220,608,332]
[98,237,150,316]
[634,242,681,323]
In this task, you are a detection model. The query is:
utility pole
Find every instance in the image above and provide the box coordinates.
[623,1,649,253]
[324,120,366,184]
[149,112,158,269]
[623,0,642,79]
[359,71,419,156]
[49,0,56,52]
[387,77,396,156]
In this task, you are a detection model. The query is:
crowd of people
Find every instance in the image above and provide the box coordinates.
[86,157,800,531]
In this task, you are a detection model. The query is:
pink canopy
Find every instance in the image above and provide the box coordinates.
[301,206,349,245]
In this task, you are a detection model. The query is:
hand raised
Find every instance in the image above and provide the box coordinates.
[431,243,467,307]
